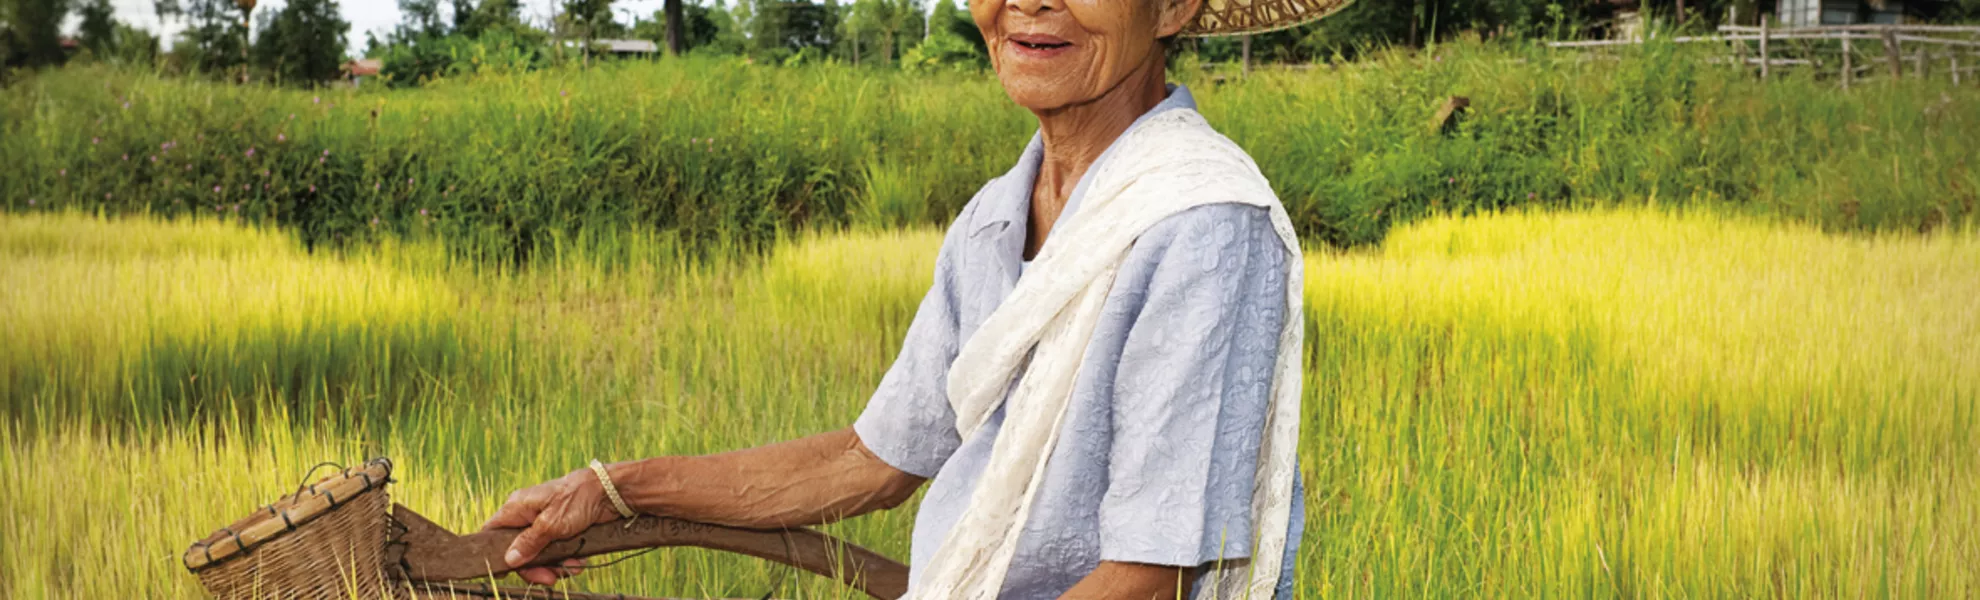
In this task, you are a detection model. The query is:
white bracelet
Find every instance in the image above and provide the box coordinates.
[589,459,637,519]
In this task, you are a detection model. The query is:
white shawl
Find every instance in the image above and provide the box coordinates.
[913,108,1305,599]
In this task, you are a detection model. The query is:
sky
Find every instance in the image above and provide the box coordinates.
[92,0,679,57]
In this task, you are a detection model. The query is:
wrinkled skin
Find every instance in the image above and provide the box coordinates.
[970,0,1205,259]
[971,0,1199,113]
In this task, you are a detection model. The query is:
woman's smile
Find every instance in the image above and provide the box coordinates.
[1007,32,1076,59]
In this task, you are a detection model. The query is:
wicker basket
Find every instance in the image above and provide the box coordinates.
[184,459,397,600]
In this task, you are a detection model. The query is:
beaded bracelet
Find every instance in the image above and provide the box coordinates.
[588,459,637,520]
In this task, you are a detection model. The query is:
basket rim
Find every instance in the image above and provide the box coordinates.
[183,458,394,572]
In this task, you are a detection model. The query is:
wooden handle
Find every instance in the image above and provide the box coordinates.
[391,504,908,600]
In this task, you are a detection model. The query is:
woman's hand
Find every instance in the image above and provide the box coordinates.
[481,467,622,585]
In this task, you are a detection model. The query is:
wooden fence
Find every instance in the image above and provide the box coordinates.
[1547,21,1980,87]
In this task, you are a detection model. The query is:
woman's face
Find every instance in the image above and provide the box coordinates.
[971,0,1200,112]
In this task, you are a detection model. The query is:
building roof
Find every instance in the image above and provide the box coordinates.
[593,39,659,54]
[342,58,382,77]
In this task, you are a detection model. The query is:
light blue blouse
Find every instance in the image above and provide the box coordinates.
[854,85,1304,599]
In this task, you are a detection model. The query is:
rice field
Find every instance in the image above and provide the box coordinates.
[3,208,1974,598]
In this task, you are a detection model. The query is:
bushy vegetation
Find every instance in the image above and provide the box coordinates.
[6,42,1976,257]
[3,209,1973,597]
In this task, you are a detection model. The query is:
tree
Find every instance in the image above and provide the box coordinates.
[663,0,683,53]
[458,0,522,36]
[176,0,249,73]
[396,0,447,39]
[78,0,116,54]
[112,21,161,63]
[560,0,614,62]
[836,0,914,65]
[632,2,718,52]
[747,0,836,60]
[5,0,72,67]
[254,0,349,83]
[153,0,181,26]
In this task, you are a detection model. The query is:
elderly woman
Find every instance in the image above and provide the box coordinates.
[483,0,1345,596]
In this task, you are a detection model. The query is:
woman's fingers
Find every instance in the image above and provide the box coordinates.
[506,517,558,566]
[517,566,561,586]
[515,558,587,585]
[482,470,611,570]
[482,486,549,531]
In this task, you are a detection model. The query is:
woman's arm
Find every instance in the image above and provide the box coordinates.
[616,427,925,527]
[1059,562,1187,600]
[481,427,923,584]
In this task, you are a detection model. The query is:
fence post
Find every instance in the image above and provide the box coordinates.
[1883,29,1903,79]
[1914,46,1927,79]
[1759,15,1771,80]
[1842,36,1853,89]
[1242,34,1252,79]
[1954,53,1961,87]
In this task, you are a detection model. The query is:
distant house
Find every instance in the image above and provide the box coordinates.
[342,58,382,87]
[591,39,660,56]
[1597,0,1646,41]
[1775,0,1940,26]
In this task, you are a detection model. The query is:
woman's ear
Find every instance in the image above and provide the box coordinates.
[1154,0,1204,38]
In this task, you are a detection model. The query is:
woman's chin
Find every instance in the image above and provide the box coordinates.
[996,79,1090,113]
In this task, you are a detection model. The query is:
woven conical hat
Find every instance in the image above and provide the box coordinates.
[1182,0,1355,37]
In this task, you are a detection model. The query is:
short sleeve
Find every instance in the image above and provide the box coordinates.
[853,217,970,478]
[1097,203,1290,568]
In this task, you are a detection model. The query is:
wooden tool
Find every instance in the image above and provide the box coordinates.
[184,458,909,600]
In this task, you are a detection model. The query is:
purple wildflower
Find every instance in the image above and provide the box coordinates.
[322,149,330,156]
[246,148,256,158]
[288,113,296,120]
[105,192,112,199]
[318,156,326,164]
[418,208,428,216]
[370,216,379,226]
[185,164,192,171]
[1447,177,1456,184]
[407,177,414,185]
[313,96,321,104]
[560,89,568,97]
[232,204,240,212]
[243,184,250,191]
[122,101,131,109]
[214,186,222,193]
[1528,193,1537,200]
[162,142,171,150]
[308,185,316,193]
[59,168,66,177]
[277,133,287,142]
[122,154,129,161]
[92,137,99,144]
[150,155,158,163]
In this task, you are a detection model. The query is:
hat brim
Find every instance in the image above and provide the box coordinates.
[1181,0,1357,37]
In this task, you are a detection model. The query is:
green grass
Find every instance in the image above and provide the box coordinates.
[6,40,1976,254]
[3,209,1974,597]
[0,212,470,426]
